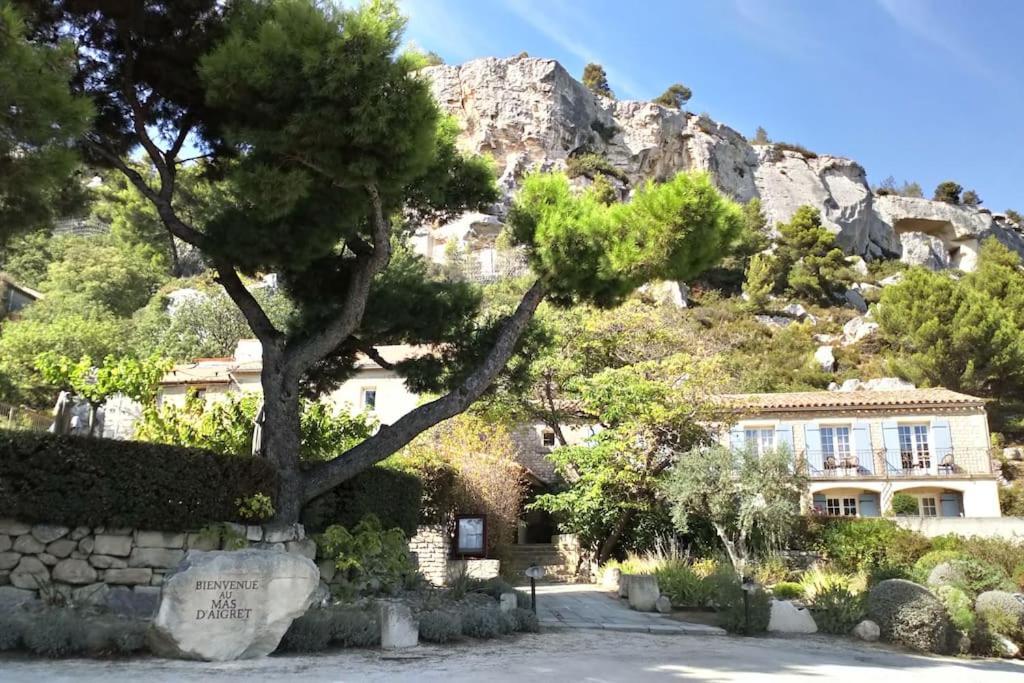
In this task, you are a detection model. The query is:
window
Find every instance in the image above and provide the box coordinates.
[743,428,775,455]
[361,387,377,410]
[454,515,486,557]
[920,497,938,516]
[820,426,851,464]
[542,430,556,447]
[825,497,858,517]
[898,424,931,470]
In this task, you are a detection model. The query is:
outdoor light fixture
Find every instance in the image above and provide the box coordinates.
[524,564,545,613]
[741,575,756,636]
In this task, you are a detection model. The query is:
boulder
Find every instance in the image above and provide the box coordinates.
[10,555,49,590]
[768,599,818,634]
[52,558,98,585]
[37,552,57,566]
[601,567,622,591]
[0,551,21,570]
[975,590,1024,630]
[499,593,517,613]
[991,633,1020,658]
[135,531,186,549]
[899,232,951,270]
[78,536,95,555]
[840,316,879,345]
[148,549,319,661]
[380,601,419,650]
[781,303,810,320]
[94,534,133,557]
[655,595,672,614]
[47,539,77,559]
[263,523,304,544]
[853,619,880,642]
[844,288,868,314]
[12,534,45,554]
[31,524,70,544]
[627,575,660,612]
[814,345,836,372]
[0,519,31,536]
[755,314,793,329]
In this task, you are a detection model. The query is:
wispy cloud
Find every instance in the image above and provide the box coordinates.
[729,0,831,62]
[398,0,492,62]
[875,0,1005,87]
[500,0,648,98]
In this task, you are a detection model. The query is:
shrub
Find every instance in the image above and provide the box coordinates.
[20,610,83,658]
[816,518,928,575]
[460,606,503,639]
[418,610,463,643]
[0,430,277,530]
[930,535,1024,577]
[890,492,919,515]
[771,142,818,159]
[935,585,975,635]
[771,582,804,600]
[302,466,421,536]
[317,514,416,600]
[812,585,866,635]
[330,607,381,648]
[751,555,790,586]
[278,609,333,652]
[656,561,716,608]
[653,83,692,109]
[927,559,1015,597]
[798,567,854,604]
[975,590,1024,640]
[509,607,540,633]
[912,550,968,584]
[866,579,958,654]
[0,614,22,651]
[1014,563,1024,590]
[565,153,629,184]
[933,181,963,204]
[708,569,771,634]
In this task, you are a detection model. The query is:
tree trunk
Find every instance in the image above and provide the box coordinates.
[87,403,99,437]
[597,508,635,566]
[260,353,304,524]
[714,524,747,578]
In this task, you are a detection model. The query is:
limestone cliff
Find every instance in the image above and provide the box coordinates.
[423,56,1024,270]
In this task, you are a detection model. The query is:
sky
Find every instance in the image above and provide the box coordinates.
[398,0,1023,212]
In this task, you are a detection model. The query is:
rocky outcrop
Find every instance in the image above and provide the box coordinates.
[422,56,1024,270]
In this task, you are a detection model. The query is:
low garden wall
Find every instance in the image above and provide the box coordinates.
[408,525,500,586]
[0,518,314,615]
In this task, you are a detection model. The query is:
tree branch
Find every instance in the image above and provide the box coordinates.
[303,279,547,501]
[213,262,282,345]
[283,184,393,383]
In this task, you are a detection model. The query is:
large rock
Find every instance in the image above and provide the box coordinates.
[31,524,69,544]
[768,599,818,634]
[0,551,21,570]
[380,601,419,650]
[148,549,319,661]
[627,574,660,612]
[10,556,49,590]
[867,579,957,654]
[899,232,951,270]
[12,534,45,554]
[853,619,880,641]
[52,558,98,585]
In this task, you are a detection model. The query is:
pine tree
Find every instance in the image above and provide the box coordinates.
[653,83,692,109]
[582,63,613,98]
[752,127,770,145]
[962,189,981,207]
[933,181,963,204]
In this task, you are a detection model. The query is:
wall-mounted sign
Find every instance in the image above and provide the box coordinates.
[454,514,486,557]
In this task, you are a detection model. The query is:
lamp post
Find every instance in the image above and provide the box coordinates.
[525,564,545,614]
[741,575,756,636]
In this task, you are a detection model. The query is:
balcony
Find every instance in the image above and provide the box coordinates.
[802,448,981,479]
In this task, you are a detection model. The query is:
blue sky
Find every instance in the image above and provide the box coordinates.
[399,0,1023,212]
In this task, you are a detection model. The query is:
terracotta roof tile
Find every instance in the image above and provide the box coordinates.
[720,388,985,412]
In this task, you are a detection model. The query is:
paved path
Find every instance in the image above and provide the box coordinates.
[3,629,1021,682]
[531,583,725,634]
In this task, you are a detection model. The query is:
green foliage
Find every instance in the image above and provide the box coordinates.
[771,142,818,158]
[278,609,333,652]
[35,353,169,407]
[663,444,806,575]
[656,560,717,608]
[317,514,415,600]
[1005,209,1024,225]
[236,492,274,521]
[742,253,775,312]
[418,610,463,643]
[876,249,1024,395]
[890,492,920,516]
[771,582,804,600]
[813,584,866,634]
[867,579,958,654]
[936,585,976,635]
[460,606,504,639]
[776,206,849,303]
[751,127,770,145]
[933,181,963,204]
[330,607,382,647]
[815,517,930,575]
[0,430,277,530]
[912,550,968,584]
[961,189,981,207]
[653,83,692,109]
[1000,482,1024,516]
[751,555,790,586]
[565,153,629,183]
[926,559,1016,597]
[278,606,381,652]
[582,62,613,98]
[975,590,1024,640]
[20,610,81,658]
[509,606,540,633]
[872,176,924,199]
[0,5,92,241]
[509,171,742,308]
[302,466,422,537]
[798,567,860,604]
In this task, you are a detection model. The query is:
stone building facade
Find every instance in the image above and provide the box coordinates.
[720,388,1001,518]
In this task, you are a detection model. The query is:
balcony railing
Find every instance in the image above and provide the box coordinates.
[802,448,984,479]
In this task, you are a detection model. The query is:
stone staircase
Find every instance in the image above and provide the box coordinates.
[500,543,577,584]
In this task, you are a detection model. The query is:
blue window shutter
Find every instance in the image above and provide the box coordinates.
[858,493,880,517]
[804,423,822,472]
[881,421,901,472]
[939,492,961,517]
[729,426,746,451]
[931,419,953,459]
[852,421,873,473]
[812,493,827,513]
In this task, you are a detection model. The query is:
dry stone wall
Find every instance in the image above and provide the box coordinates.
[0,518,315,616]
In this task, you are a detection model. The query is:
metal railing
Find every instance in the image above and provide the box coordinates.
[802,448,984,479]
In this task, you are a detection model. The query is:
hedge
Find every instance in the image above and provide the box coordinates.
[0,430,277,531]
[301,466,421,537]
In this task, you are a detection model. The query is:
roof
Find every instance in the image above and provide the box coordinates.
[160,342,428,385]
[0,272,43,301]
[720,388,986,413]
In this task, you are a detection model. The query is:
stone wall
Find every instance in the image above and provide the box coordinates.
[0,518,315,616]
[408,524,450,586]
